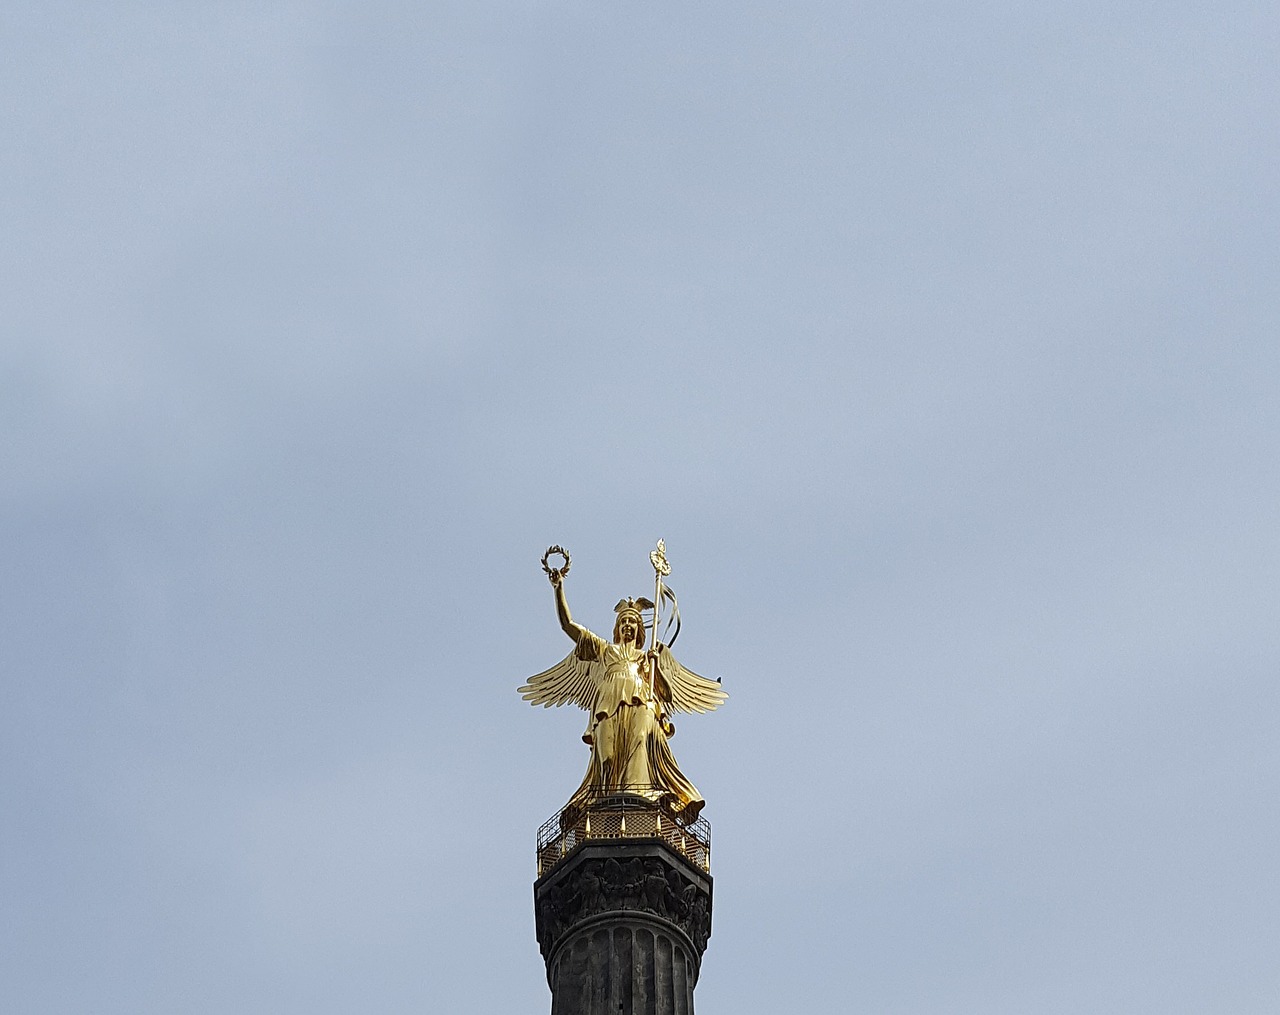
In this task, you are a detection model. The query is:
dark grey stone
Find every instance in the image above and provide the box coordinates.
[534,841,713,1015]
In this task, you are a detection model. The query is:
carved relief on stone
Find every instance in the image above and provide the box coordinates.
[536,855,712,957]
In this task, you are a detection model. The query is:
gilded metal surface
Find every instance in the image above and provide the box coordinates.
[520,542,727,825]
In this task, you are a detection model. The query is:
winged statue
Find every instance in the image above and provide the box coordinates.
[520,545,726,823]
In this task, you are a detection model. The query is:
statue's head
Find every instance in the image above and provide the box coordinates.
[612,597,653,648]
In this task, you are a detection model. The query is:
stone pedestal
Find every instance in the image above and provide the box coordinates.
[534,841,713,1015]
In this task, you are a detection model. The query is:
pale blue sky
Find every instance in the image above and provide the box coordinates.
[3,3,1278,1013]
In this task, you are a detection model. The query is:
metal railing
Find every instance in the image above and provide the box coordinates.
[536,789,712,877]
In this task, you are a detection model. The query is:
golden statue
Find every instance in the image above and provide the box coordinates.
[520,542,727,823]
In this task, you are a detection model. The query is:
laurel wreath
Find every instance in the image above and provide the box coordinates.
[541,545,571,582]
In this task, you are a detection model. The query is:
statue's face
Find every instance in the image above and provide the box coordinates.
[617,614,639,644]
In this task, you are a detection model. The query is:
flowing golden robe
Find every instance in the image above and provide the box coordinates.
[565,631,704,822]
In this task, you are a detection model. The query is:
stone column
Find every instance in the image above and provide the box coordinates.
[534,842,713,1015]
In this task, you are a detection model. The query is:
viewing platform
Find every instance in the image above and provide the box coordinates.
[535,790,712,878]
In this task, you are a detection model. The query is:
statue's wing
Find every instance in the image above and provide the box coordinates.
[653,644,728,715]
[518,649,598,710]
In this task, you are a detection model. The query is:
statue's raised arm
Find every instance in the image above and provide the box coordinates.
[519,547,596,710]
[551,568,586,645]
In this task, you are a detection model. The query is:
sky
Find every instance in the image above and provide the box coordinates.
[2,3,1278,1013]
